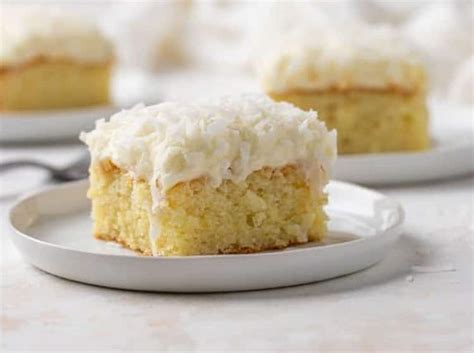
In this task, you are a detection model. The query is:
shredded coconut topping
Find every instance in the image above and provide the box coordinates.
[0,6,113,67]
[257,24,426,93]
[81,94,336,200]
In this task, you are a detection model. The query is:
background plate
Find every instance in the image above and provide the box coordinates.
[0,105,119,143]
[9,180,403,292]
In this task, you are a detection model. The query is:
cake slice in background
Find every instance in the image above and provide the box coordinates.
[0,7,114,111]
[257,25,430,154]
[81,94,336,256]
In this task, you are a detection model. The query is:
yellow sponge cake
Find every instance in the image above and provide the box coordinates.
[81,95,336,256]
[0,7,113,111]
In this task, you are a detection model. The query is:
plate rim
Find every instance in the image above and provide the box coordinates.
[337,140,473,161]
[0,104,123,143]
[9,179,404,261]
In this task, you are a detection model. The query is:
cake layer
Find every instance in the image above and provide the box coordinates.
[270,90,429,154]
[0,60,111,111]
[89,161,327,256]
[0,6,113,68]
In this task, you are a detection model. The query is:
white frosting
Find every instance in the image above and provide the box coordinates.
[81,94,336,197]
[0,6,113,67]
[257,24,425,93]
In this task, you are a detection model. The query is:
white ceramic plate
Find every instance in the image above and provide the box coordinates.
[0,105,119,143]
[9,180,403,292]
[334,101,474,185]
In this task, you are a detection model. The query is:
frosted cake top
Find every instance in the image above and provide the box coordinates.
[81,94,336,198]
[0,6,113,67]
[257,25,426,93]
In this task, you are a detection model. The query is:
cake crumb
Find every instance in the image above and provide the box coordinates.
[106,241,124,248]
